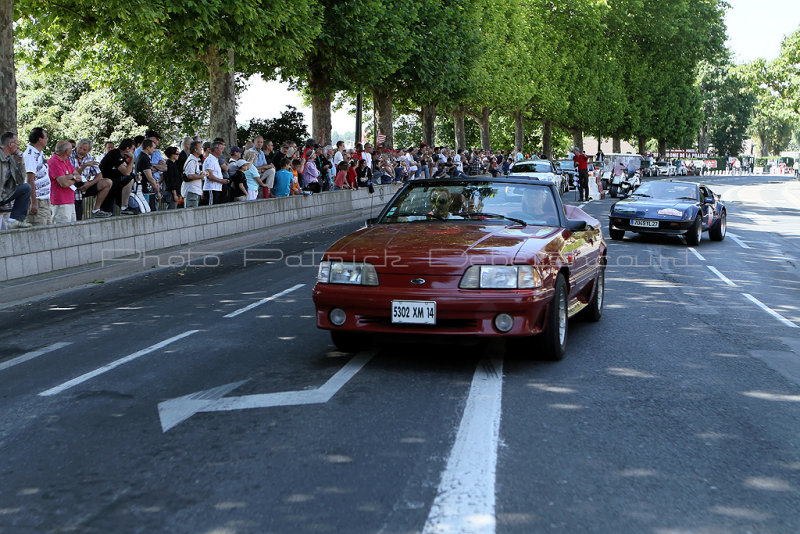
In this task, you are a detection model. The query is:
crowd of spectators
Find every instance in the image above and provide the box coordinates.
[1,124,534,231]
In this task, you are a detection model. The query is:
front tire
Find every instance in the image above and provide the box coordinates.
[541,274,568,360]
[709,210,726,241]
[581,263,605,322]
[685,214,702,246]
[610,184,618,198]
[609,225,625,240]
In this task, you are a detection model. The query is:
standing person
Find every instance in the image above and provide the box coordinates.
[47,140,82,224]
[98,138,137,215]
[202,140,228,205]
[181,140,206,208]
[355,158,372,189]
[177,137,192,176]
[302,152,321,193]
[23,127,51,226]
[162,146,182,209]
[136,139,162,206]
[572,147,590,202]
[242,150,265,200]
[273,158,293,197]
[70,139,112,219]
[0,132,33,229]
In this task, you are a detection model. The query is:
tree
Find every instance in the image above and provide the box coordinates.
[14,0,318,146]
[699,60,756,157]
[236,106,309,147]
[0,0,16,133]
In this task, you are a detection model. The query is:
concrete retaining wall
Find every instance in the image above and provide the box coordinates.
[0,186,397,282]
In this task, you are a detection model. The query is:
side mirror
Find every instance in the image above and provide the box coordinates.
[567,219,587,232]
[703,197,714,204]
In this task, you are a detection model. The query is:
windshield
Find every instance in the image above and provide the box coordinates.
[379,181,561,226]
[557,160,575,170]
[633,181,698,200]
[510,162,552,174]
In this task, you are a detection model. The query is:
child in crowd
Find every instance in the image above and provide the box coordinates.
[334,162,350,190]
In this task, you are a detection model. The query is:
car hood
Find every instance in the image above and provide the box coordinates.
[612,197,695,218]
[324,223,561,274]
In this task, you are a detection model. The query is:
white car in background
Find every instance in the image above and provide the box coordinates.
[654,161,677,176]
[508,159,568,194]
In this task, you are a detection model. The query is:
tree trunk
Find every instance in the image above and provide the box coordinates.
[0,0,18,134]
[308,60,332,147]
[572,129,584,152]
[542,119,552,159]
[658,138,667,160]
[597,131,602,155]
[453,106,467,152]
[204,47,237,153]
[470,106,491,151]
[612,137,621,153]
[422,103,436,147]
[638,135,647,155]
[513,110,524,152]
[373,86,394,149]
[759,134,769,157]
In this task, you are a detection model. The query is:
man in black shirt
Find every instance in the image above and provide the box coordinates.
[99,138,136,215]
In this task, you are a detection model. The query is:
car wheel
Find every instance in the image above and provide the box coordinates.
[331,331,368,353]
[610,185,618,198]
[685,214,702,246]
[609,227,625,240]
[709,210,726,241]
[580,262,605,322]
[541,274,568,360]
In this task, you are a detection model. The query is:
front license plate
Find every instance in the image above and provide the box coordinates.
[631,219,659,228]
[391,300,436,324]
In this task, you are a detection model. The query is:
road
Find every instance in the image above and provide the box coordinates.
[1,174,799,534]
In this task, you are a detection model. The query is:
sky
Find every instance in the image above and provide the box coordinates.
[237,0,800,135]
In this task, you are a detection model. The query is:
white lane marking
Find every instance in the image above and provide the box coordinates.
[0,342,72,373]
[742,294,798,329]
[726,232,751,249]
[707,266,736,286]
[423,359,503,534]
[688,248,705,261]
[158,351,374,432]
[224,283,305,318]
[39,330,199,397]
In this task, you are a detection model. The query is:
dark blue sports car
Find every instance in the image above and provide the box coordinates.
[608,180,726,246]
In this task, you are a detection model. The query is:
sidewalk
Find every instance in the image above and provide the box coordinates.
[0,206,375,309]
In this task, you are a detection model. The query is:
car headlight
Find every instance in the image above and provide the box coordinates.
[459,265,541,289]
[318,260,379,286]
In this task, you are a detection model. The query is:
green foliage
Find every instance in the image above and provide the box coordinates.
[699,60,757,157]
[236,106,309,147]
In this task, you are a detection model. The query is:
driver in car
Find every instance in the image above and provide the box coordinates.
[521,188,559,225]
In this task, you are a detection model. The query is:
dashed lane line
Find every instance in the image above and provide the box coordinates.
[742,294,798,329]
[707,266,736,286]
[423,358,503,534]
[39,330,199,397]
[0,342,72,373]
[224,283,305,318]
[726,232,751,249]
[688,247,705,261]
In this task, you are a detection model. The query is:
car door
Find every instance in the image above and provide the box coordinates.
[698,185,716,229]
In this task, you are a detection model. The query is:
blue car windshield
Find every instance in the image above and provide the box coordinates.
[380,181,561,226]
[633,182,698,200]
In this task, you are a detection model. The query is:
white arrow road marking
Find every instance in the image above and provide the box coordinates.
[158,351,375,432]
[224,283,305,318]
[0,342,72,373]
[39,330,199,397]
[423,358,504,534]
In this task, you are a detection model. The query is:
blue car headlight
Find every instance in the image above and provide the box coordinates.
[318,260,379,286]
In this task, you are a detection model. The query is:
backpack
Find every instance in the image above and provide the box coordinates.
[127,174,151,213]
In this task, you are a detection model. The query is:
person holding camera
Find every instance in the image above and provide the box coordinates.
[1,132,33,229]
[98,138,137,215]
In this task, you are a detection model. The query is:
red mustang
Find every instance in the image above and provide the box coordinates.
[313,177,607,360]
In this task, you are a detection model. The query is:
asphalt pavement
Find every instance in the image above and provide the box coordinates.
[1,174,799,534]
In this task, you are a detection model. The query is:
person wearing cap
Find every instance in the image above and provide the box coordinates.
[572,147,590,202]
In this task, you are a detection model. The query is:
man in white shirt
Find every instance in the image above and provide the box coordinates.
[362,143,373,171]
[333,141,345,168]
[202,140,229,205]
[24,127,51,226]
[181,140,205,208]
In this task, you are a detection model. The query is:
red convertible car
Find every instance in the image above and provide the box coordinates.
[313,177,607,360]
